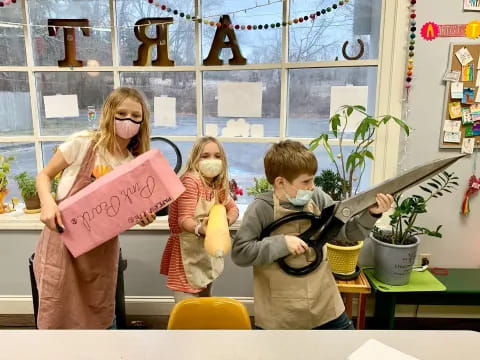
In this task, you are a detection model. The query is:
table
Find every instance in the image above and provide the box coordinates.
[0,330,477,359]
[336,270,371,329]
[365,268,480,329]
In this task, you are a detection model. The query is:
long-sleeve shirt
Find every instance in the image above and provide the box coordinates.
[161,172,239,293]
[231,189,379,267]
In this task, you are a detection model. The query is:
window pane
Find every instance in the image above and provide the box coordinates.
[150,139,193,173]
[0,72,33,136]
[202,0,282,64]
[120,72,196,136]
[35,72,114,136]
[116,0,195,66]
[203,70,280,137]
[0,142,37,201]
[289,0,381,62]
[223,142,271,206]
[0,3,26,65]
[287,67,377,138]
[28,0,112,66]
[41,141,62,167]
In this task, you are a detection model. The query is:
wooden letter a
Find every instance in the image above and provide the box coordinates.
[203,15,247,66]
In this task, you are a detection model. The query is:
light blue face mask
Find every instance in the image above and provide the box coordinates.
[285,188,314,207]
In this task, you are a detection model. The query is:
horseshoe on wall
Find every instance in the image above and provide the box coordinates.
[342,39,365,60]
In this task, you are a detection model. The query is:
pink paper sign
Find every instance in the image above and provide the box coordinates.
[59,149,185,257]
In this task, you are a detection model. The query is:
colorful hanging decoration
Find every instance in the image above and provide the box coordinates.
[0,0,17,7]
[461,148,480,215]
[146,0,351,30]
[420,20,480,41]
[405,0,417,95]
[461,175,480,215]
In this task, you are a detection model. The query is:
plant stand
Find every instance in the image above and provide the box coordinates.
[335,270,371,329]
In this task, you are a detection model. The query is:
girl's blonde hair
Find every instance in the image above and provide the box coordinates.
[183,136,230,196]
[94,87,150,157]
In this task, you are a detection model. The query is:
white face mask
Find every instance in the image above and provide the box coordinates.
[284,181,314,206]
[198,159,223,178]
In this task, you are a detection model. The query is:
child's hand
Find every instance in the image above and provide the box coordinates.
[285,235,309,255]
[40,200,64,232]
[199,216,209,236]
[138,211,156,227]
[368,193,394,215]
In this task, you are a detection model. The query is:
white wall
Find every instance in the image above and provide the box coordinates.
[393,0,480,268]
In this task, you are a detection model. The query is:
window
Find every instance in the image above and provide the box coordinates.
[203,70,281,138]
[0,0,387,206]
[0,143,37,200]
[120,72,197,136]
[116,0,195,66]
[36,72,114,136]
[289,0,381,62]
[0,4,26,66]
[287,66,377,138]
[0,72,32,136]
[202,0,282,64]
[28,0,113,66]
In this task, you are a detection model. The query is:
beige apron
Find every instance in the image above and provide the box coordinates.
[33,143,119,329]
[179,193,224,290]
[253,194,345,329]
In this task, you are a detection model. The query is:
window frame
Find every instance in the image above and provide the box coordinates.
[0,0,407,209]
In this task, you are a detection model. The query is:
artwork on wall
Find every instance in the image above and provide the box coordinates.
[440,43,480,149]
[464,0,480,11]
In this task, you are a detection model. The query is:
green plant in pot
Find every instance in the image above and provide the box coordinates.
[0,155,14,213]
[309,105,410,278]
[246,176,272,196]
[14,172,41,211]
[370,171,459,285]
[314,169,345,202]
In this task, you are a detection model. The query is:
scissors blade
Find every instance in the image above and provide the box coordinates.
[334,154,465,223]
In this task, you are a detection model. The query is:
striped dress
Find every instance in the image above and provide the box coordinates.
[160,172,239,293]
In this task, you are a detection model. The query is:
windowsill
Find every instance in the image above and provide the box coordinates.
[0,204,247,231]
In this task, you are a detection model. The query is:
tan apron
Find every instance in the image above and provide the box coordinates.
[179,193,224,290]
[33,143,119,329]
[253,194,345,329]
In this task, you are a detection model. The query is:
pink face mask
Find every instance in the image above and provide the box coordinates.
[115,117,141,139]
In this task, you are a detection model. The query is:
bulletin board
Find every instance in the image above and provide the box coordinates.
[440,43,480,150]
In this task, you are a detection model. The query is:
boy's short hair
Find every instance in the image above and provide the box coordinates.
[264,140,318,184]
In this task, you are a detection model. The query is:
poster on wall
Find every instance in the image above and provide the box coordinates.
[464,0,480,11]
[440,43,480,149]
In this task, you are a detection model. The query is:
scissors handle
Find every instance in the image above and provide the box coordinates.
[260,205,342,276]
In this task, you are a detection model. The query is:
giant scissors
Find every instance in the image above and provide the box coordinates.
[260,155,465,276]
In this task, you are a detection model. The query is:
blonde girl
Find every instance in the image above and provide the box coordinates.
[161,136,239,303]
[34,87,155,329]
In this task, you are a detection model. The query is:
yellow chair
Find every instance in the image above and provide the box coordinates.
[167,297,252,330]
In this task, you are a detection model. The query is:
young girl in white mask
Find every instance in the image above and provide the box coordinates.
[161,137,239,302]
[34,87,156,329]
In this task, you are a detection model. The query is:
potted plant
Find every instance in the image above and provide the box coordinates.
[229,179,244,202]
[0,155,14,214]
[370,171,459,285]
[314,169,345,201]
[246,176,272,196]
[309,105,410,278]
[14,172,41,212]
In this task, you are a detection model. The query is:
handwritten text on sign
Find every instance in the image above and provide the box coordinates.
[59,149,185,258]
